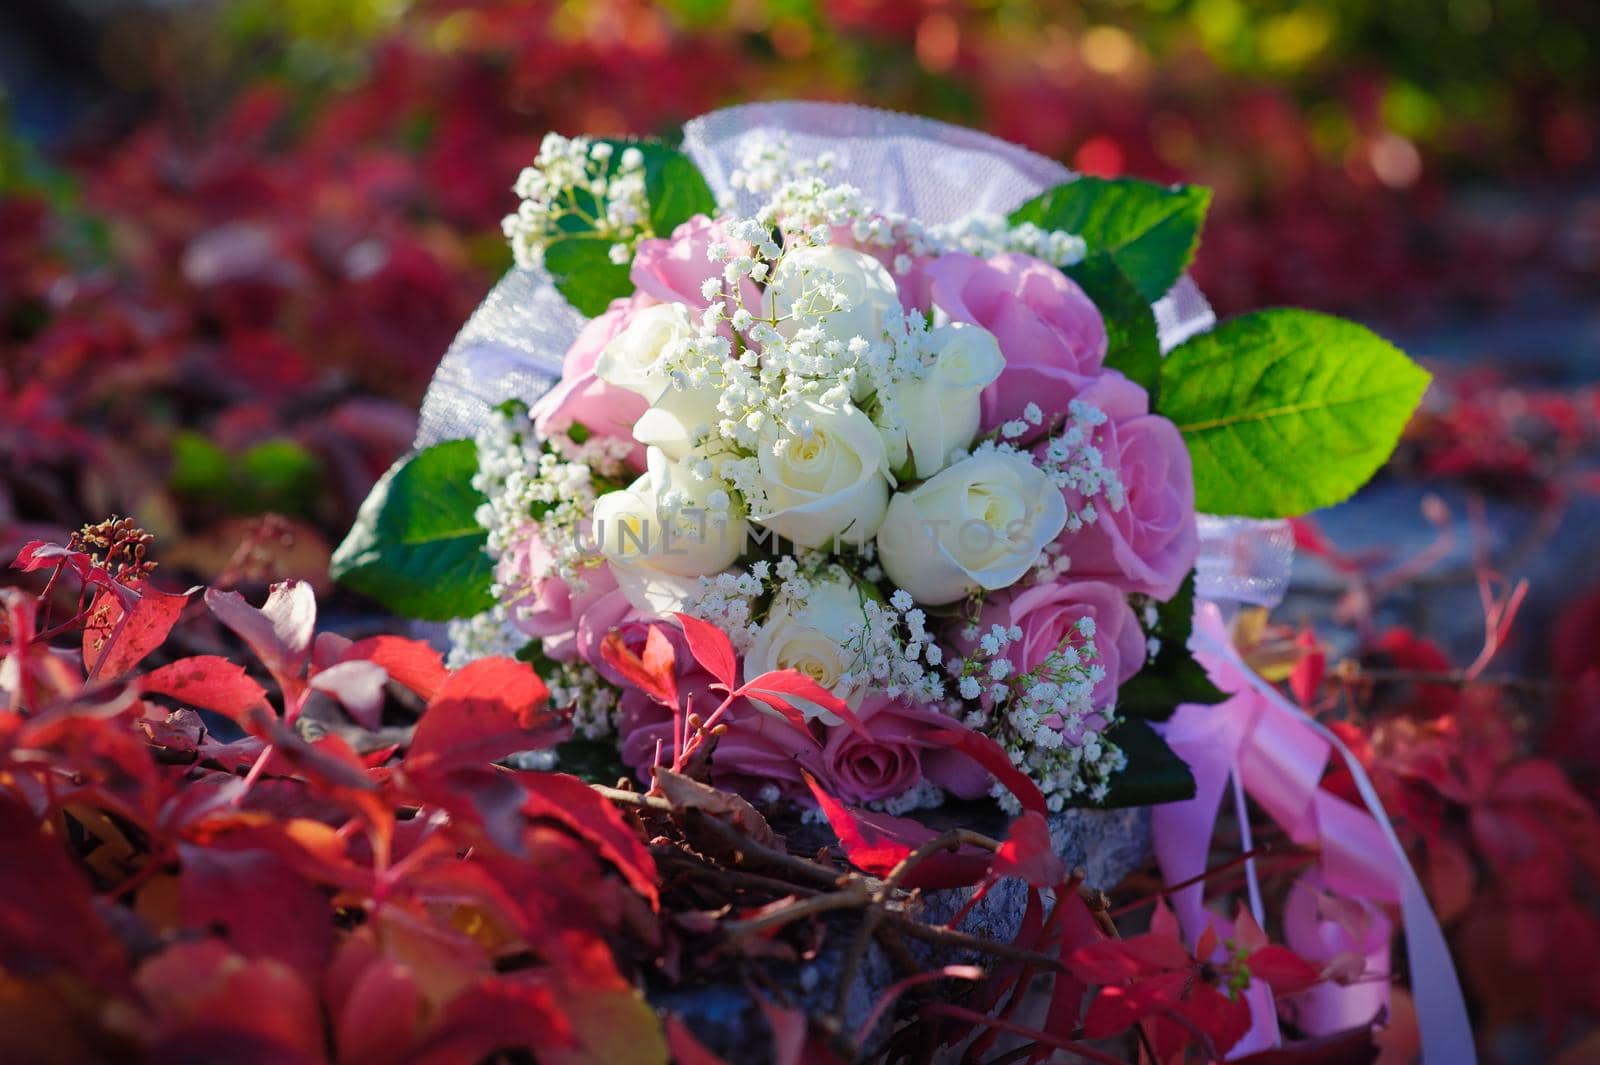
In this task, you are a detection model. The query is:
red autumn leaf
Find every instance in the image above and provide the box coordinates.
[925,726,1047,816]
[133,940,325,1061]
[991,810,1067,887]
[673,611,738,690]
[405,657,565,772]
[601,624,679,709]
[141,655,271,723]
[406,977,575,1065]
[1288,628,1325,710]
[802,770,990,889]
[1245,945,1323,995]
[309,659,389,729]
[1030,891,1106,1063]
[343,635,447,701]
[334,953,422,1065]
[407,764,529,855]
[0,797,127,987]
[205,581,316,695]
[735,669,863,740]
[13,540,89,576]
[754,991,809,1065]
[521,770,659,910]
[12,541,134,607]
[81,580,193,679]
[176,844,335,983]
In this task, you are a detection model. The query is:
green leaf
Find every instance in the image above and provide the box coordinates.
[1066,252,1162,401]
[168,432,231,499]
[643,146,716,235]
[330,440,495,621]
[1159,309,1431,518]
[1010,176,1211,302]
[1117,571,1226,721]
[595,138,716,236]
[543,236,634,317]
[238,439,322,515]
[1098,717,1197,807]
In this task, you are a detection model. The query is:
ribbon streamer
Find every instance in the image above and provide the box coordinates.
[1154,603,1475,1063]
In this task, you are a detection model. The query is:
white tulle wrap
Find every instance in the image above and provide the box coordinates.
[413,101,1294,612]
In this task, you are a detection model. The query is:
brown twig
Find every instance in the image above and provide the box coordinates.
[720,882,873,937]
[833,829,1004,1029]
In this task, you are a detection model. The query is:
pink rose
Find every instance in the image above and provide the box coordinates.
[1048,409,1198,602]
[562,291,656,378]
[573,586,651,687]
[498,528,617,661]
[926,252,1107,438]
[630,215,758,311]
[969,580,1146,709]
[816,695,990,804]
[531,293,655,470]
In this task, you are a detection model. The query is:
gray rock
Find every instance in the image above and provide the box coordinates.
[648,805,1151,1062]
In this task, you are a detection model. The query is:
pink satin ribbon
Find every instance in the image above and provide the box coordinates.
[1151,603,1475,1063]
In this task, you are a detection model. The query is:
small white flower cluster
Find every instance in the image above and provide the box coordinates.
[924,213,1089,268]
[728,136,1088,267]
[445,605,527,670]
[502,133,650,269]
[1032,399,1125,529]
[684,564,768,652]
[546,658,620,739]
[839,588,948,706]
[472,405,610,607]
[953,615,1125,810]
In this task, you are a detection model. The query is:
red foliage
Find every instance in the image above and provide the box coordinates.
[0,537,666,1064]
[2,531,1347,1064]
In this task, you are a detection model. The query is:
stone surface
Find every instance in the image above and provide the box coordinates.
[647,804,1152,1062]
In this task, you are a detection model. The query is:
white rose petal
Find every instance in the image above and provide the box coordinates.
[742,566,864,722]
[632,379,724,460]
[765,246,900,344]
[875,450,1068,605]
[886,322,1004,479]
[594,447,748,610]
[750,399,891,549]
[594,303,696,402]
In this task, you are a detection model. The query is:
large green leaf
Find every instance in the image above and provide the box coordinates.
[640,143,717,235]
[1098,717,1197,808]
[1116,571,1226,721]
[1010,176,1211,302]
[330,440,495,621]
[1067,252,1162,401]
[1159,309,1431,518]
[543,236,635,317]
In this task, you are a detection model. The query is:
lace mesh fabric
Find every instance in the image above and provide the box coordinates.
[412,100,1292,608]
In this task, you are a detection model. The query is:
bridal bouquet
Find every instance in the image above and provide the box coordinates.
[334,113,1430,815]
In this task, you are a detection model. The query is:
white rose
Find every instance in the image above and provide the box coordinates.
[593,448,747,610]
[743,567,866,721]
[594,303,695,401]
[875,449,1068,605]
[880,322,1005,479]
[751,399,890,549]
[632,379,724,460]
[765,246,900,345]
